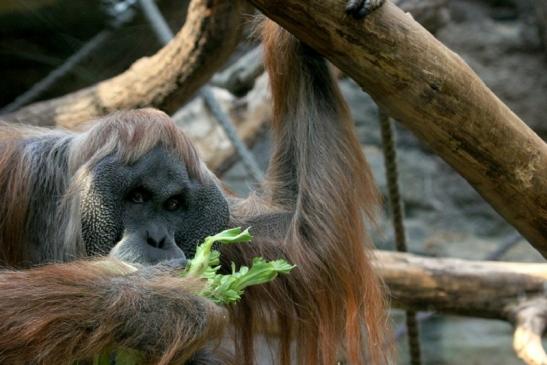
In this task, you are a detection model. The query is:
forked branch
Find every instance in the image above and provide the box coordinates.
[374,251,547,365]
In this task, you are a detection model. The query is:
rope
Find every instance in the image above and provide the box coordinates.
[138,0,172,44]
[138,0,263,182]
[200,87,264,182]
[1,32,109,114]
[379,109,423,365]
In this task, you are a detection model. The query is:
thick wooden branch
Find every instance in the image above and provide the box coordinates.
[375,251,547,364]
[248,0,547,257]
[374,251,547,319]
[2,0,246,129]
[211,0,447,96]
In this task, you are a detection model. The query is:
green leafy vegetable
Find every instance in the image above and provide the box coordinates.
[90,227,293,365]
[185,227,253,277]
[184,227,295,304]
[92,347,142,365]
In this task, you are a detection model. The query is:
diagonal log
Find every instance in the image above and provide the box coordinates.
[248,0,547,257]
[1,0,246,129]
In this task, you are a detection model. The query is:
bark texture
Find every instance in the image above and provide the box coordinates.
[2,0,245,129]
[375,250,547,319]
[249,0,547,257]
[375,250,547,365]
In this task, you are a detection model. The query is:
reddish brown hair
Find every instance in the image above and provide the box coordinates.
[222,20,390,365]
[0,110,210,267]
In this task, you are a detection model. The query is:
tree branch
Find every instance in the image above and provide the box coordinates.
[374,251,547,319]
[2,0,246,129]
[248,0,547,257]
[374,251,547,364]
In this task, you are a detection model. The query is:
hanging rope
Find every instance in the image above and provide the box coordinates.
[379,109,423,365]
[138,0,263,183]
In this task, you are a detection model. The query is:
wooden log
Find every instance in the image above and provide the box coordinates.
[211,0,447,96]
[374,250,547,319]
[1,0,246,129]
[375,250,547,364]
[248,0,547,257]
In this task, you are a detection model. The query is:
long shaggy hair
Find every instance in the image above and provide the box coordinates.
[0,20,389,365]
[221,20,389,365]
[0,109,208,266]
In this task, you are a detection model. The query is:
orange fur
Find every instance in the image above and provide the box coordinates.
[0,128,31,266]
[221,20,390,365]
[0,259,227,364]
[0,20,389,365]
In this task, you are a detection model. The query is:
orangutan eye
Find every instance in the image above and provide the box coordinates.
[127,187,150,204]
[164,196,184,211]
